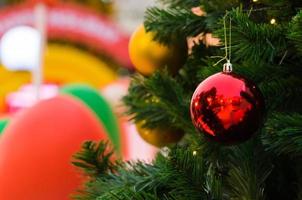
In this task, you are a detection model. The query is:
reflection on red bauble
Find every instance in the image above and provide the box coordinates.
[190,72,265,144]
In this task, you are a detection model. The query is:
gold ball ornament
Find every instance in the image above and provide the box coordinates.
[136,122,184,147]
[128,24,187,76]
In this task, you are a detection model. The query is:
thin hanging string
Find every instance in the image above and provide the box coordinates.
[224,14,228,62]
[228,16,231,63]
[213,13,232,68]
[223,15,233,73]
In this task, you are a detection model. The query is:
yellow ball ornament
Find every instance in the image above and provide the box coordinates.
[129,24,187,76]
[136,122,184,147]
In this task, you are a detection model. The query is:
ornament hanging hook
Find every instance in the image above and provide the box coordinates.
[223,60,232,73]
[213,12,233,72]
[228,14,232,63]
[223,15,232,73]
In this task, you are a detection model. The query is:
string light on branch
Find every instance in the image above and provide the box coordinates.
[270,18,277,25]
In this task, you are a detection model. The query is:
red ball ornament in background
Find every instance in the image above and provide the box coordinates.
[0,96,108,200]
[190,65,265,144]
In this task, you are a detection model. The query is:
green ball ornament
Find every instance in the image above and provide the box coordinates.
[0,118,9,135]
[60,84,121,152]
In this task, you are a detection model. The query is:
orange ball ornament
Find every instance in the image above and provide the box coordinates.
[136,122,184,147]
[129,24,187,76]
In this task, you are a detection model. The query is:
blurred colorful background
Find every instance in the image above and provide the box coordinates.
[0,1,159,199]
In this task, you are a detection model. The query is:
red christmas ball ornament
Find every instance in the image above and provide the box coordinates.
[190,63,265,144]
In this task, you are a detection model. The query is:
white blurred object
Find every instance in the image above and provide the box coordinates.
[33,3,47,100]
[114,0,154,33]
[0,26,41,71]
[6,84,58,113]
[101,78,158,162]
[101,78,129,114]
[121,121,159,162]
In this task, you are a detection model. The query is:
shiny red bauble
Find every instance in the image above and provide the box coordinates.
[190,72,265,145]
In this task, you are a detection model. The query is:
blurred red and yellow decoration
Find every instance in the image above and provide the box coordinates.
[0,1,131,67]
[0,95,109,200]
[3,79,159,162]
[26,0,114,14]
[0,44,117,112]
[28,0,58,6]
[129,24,187,76]
[43,44,116,86]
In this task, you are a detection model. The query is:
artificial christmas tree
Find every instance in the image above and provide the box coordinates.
[73,0,302,199]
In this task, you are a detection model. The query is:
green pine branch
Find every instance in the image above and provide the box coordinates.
[72,141,118,200]
[73,141,219,199]
[214,8,287,64]
[226,141,272,200]
[72,141,117,178]
[288,10,302,56]
[123,71,195,133]
[74,1,302,199]
[259,77,302,112]
[262,113,302,157]
[144,7,207,44]
[157,0,200,9]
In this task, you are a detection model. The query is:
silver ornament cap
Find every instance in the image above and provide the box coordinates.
[223,61,233,73]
